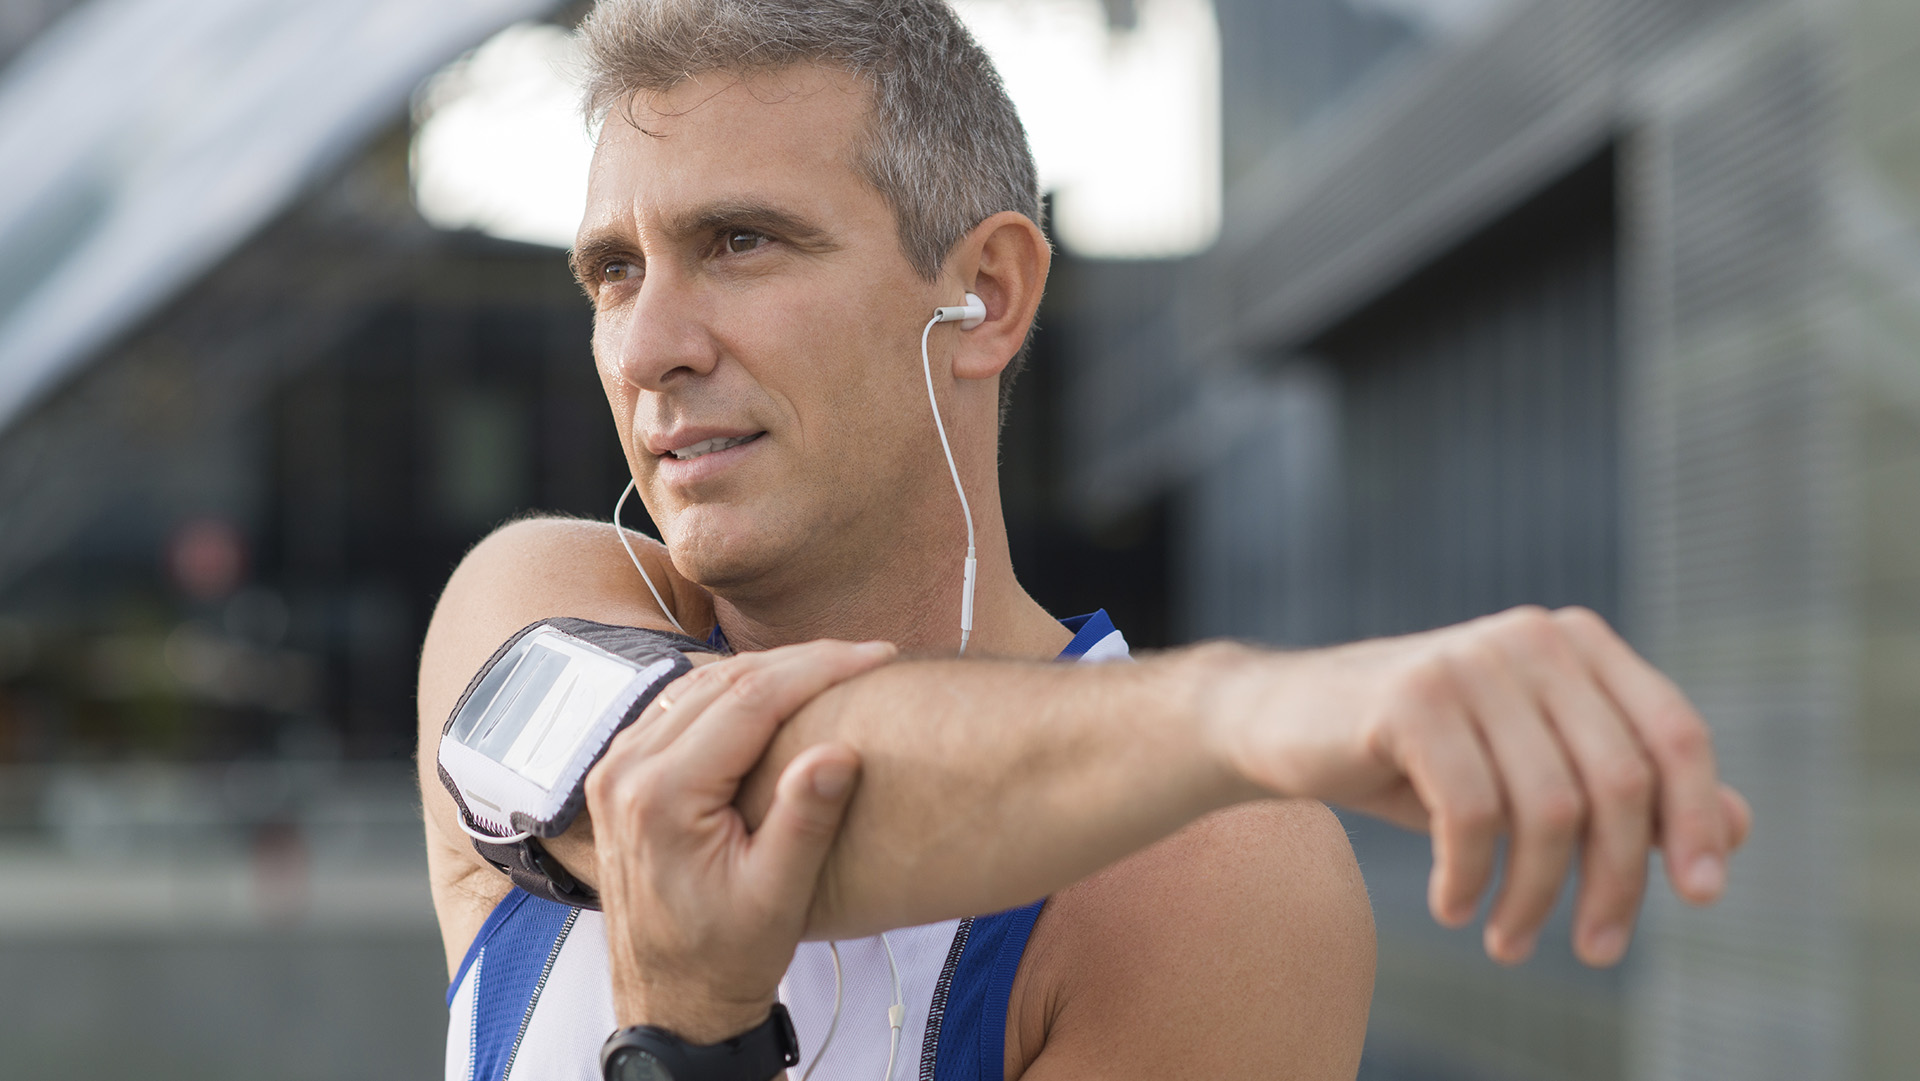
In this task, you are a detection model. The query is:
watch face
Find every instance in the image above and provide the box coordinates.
[608,1047,674,1081]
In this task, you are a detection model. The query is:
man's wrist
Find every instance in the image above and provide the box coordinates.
[615,987,778,1045]
[1173,640,1271,801]
[603,1003,799,1081]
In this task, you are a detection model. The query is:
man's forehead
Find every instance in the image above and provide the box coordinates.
[581,66,874,231]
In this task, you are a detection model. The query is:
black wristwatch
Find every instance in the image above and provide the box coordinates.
[601,1003,800,1081]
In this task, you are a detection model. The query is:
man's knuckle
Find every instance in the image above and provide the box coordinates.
[1595,757,1655,806]
[1489,609,1556,664]
[1531,785,1587,834]
[1554,605,1606,637]
[728,669,776,706]
[1442,793,1502,836]
[1452,635,1510,679]
[1502,604,1554,635]
[1651,709,1712,761]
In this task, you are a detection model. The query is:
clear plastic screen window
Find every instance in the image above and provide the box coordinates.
[448,630,639,790]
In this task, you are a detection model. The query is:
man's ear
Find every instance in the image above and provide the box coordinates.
[947,211,1051,382]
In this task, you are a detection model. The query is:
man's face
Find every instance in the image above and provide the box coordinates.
[576,66,954,598]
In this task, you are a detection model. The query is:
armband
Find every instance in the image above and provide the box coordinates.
[436,618,717,908]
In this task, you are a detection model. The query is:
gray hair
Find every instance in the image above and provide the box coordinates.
[577,0,1044,419]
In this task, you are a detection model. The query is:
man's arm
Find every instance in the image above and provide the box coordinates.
[605,612,1746,965]
[425,518,1747,971]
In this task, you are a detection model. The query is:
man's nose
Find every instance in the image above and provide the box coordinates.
[611,274,720,390]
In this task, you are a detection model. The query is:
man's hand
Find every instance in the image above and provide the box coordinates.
[584,638,896,1041]
[1205,604,1752,967]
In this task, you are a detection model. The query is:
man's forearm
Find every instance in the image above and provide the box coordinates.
[734,646,1265,940]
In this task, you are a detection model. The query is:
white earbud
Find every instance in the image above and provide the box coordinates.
[932,292,986,331]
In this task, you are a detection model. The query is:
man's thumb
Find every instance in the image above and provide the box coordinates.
[749,744,861,903]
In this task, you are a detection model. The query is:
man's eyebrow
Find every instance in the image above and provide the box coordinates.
[570,232,630,286]
[569,202,842,287]
[665,202,840,252]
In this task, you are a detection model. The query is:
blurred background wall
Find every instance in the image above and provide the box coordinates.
[0,0,1913,1078]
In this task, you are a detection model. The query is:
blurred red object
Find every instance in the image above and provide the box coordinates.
[167,518,247,601]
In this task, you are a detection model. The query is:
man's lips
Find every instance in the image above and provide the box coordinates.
[647,429,768,486]
[645,428,767,460]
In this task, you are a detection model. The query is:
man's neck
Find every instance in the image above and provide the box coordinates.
[706,523,1072,662]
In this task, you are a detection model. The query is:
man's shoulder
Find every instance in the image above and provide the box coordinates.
[436,515,710,636]
[1008,801,1374,1080]
[1031,800,1373,973]
[416,515,710,975]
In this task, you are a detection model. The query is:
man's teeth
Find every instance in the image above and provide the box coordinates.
[668,434,758,461]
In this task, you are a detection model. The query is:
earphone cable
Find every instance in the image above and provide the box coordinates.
[612,479,689,636]
[880,931,905,1081]
[921,314,978,656]
[799,941,844,1081]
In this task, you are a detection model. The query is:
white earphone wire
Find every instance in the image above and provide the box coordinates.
[800,941,844,1081]
[880,931,905,1081]
[920,313,978,656]
[612,479,689,636]
[453,814,532,847]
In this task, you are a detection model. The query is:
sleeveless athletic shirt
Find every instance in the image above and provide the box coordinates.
[445,610,1132,1081]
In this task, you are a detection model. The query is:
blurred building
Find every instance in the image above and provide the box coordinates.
[0,1,584,1075]
[1046,0,1920,1079]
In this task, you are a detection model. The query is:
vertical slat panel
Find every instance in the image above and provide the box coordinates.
[1621,8,1854,1081]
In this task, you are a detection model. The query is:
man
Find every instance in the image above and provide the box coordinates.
[418,2,1750,1078]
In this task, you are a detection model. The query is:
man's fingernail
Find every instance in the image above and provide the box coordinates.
[1486,926,1537,964]
[856,640,896,657]
[1686,854,1725,896]
[1588,924,1627,964]
[812,761,856,799]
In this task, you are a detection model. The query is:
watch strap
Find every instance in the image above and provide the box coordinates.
[601,1002,800,1081]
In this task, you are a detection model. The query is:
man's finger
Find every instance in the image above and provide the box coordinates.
[1381,681,1503,930]
[1450,643,1583,965]
[742,743,861,921]
[626,660,748,757]
[1721,784,1752,850]
[668,640,896,784]
[1504,627,1656,968]
[1555,607,1729,904]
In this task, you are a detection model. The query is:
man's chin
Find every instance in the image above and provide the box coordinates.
[661,511,805,594]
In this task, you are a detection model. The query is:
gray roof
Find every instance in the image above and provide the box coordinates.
[0,0,558,432]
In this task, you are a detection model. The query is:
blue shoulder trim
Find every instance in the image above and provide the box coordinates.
[454,888,577,1081]
[449,889,532,1007]
[1056,610,1115,660]
[932,900,1045,1081]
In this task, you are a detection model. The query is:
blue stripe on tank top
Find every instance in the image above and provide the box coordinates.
[450,889,531,1007]
[1055,610,1114,659]
[929,612,1112,1081]
[931,900,1044,1081]
[458,889,576,1081]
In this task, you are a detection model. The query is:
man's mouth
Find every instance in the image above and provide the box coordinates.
[665,433,765,461]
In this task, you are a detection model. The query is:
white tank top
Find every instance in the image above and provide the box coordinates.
[446,612,1131,1081]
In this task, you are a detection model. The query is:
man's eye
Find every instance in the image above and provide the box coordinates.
[602,261,638,284]
[725,231,765,254]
